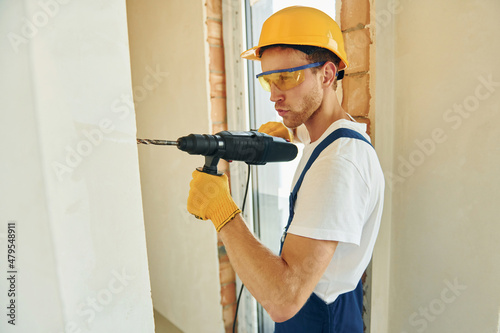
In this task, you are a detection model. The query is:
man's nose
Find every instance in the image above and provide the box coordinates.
[270,83,284,102]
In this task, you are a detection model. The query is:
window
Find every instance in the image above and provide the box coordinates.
[244,1,337,331]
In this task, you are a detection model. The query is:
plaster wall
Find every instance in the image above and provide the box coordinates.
[0,0,154,332]
[375,1,500,332]
[127,0,225,332]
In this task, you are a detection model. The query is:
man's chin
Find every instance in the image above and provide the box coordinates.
[282,119,302,129]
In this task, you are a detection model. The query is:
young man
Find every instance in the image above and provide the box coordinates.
[187,6,384,332]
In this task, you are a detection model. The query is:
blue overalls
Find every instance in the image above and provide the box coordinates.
[275,128,372,333]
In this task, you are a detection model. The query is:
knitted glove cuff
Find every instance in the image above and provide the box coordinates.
[208,194,241,232]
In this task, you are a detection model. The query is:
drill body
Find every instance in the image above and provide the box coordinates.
[176,131,298,175]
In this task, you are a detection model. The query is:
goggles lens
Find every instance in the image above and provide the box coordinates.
[256,62,325,92]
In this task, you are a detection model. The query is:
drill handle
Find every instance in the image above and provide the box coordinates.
[201,155,223,176]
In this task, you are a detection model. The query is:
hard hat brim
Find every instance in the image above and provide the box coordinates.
[241,41,348,70]
[240,46,261,61]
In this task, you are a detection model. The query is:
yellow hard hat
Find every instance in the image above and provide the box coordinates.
[241,6,348,70]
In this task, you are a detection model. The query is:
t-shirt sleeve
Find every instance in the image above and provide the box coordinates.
[287,153,370,246]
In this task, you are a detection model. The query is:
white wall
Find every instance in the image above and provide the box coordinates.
[374,0,500,332]
[127,0,225,332]
[0,1,154,332]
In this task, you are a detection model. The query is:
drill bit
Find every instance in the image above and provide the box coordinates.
[136,138,178,146]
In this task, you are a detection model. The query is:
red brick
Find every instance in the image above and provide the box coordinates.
[342,74,371,117]
[220,282,236,306]
[218,159,230,174]
[343,28,371,74]
[206,0,222,21]
[219,261,236,285]
[341,0,370,30]
[209,45,225,73]
[207,19,223,46]
[354,116,371,136]
[211,97,227,123]
[212,122,227,135]
[209,72,226,98]
[223,303,237,331]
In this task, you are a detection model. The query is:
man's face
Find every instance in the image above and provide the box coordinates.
[260,47,323,129]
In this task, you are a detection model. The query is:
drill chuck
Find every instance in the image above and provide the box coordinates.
[177,134,223,156]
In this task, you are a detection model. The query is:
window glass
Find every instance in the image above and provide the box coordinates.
[245,1,336,331]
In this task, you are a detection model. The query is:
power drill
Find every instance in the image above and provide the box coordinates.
[137,130,298,175]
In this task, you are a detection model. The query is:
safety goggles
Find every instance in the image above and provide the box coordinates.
[256,61,326,92]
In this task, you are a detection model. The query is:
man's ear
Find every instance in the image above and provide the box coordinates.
[321,62,337,89]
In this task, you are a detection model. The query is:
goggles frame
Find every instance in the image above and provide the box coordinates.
[255,62,329,92]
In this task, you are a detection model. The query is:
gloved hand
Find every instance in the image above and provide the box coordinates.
[187,170,241,232]
[258,121,293,142]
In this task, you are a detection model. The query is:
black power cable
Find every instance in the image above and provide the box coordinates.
[233,283,245,333]
[241,164,251,221]
[232,164,251,333]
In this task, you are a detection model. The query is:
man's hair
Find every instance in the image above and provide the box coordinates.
[259,44,342,90]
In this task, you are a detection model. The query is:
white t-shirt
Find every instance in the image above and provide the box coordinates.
[288,119,385,304]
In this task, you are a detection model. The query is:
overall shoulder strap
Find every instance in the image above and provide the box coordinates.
[280,127,372,254]
[291,128,372,197]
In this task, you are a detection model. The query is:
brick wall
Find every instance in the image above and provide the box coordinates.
[341,0,373,136]
[340,1,374,331]
[206,0,238,331]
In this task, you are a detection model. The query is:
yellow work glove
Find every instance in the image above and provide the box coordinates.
[258,121,293,142]
[187,170,241,232]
